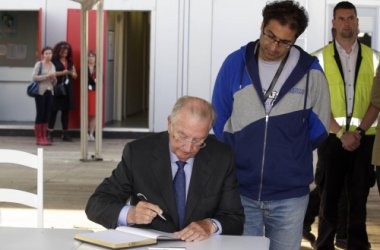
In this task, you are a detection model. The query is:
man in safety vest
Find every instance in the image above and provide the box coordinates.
[314,2,380,249]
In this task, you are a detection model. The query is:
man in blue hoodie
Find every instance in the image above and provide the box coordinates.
[212,1,331,250]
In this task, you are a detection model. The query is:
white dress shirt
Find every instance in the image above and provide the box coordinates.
[335,40,359,116]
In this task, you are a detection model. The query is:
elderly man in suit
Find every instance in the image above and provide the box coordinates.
[86,96,244,242]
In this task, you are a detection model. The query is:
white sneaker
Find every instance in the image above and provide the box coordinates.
[88,133,95,141]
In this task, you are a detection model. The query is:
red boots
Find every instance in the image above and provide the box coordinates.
[34,123,52,146]
[41,123,51,145]
[34,124,42,145]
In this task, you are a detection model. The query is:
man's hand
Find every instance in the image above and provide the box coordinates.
[174,219,216,242]
[341,131,361,151]
[126,201,163,225]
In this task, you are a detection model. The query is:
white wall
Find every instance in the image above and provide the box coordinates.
[150,0,180,131]
[45,0,80,47]
[307,1,327,53]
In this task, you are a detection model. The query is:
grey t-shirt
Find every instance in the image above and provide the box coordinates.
[259,47,300,113]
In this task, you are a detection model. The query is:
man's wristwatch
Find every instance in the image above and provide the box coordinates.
[209,219,219,233]
[355,127,365,136]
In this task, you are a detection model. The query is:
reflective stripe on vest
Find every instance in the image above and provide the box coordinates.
[335,117,378,128]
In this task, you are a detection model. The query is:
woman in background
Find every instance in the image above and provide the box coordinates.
[32,46,57,145]
[88,51,96,141]
[47,41,77,142]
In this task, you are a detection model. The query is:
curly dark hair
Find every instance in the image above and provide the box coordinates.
[52,41,74,62]
[262,0,308,39]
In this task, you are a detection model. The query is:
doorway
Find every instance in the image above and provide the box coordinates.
[106,11,150,129]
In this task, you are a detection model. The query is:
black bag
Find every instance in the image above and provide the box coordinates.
[54,83,67,96]
[27,61,43,97]
[27,81,39,97]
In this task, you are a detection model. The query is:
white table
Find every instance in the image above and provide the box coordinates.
[0,227,90,250]
[0,227,270,250]
[75,234,270,250]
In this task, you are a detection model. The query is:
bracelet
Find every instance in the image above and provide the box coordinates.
[336,128,345,139]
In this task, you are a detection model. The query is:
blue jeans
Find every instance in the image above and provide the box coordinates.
[241,194,309,250]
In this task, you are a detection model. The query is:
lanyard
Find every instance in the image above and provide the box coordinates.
[255,45,290,101]
[263,53,289,101]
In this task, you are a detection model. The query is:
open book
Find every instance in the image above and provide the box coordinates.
[74,226,180,249]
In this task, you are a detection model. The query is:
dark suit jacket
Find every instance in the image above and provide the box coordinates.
[85,132,244,235]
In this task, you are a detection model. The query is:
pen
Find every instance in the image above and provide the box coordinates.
[137,193,167,221]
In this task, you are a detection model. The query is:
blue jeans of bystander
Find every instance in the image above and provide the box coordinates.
[241,194,309,250]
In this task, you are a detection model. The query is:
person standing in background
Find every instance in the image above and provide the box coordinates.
[87,51,96,141]
[314,2,380,249]
[32,46,57,146]
[212,1,331,249]
[47,41,78,142]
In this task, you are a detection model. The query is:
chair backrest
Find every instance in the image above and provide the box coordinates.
[0,148,43,227]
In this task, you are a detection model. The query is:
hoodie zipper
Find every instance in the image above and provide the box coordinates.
[245,64,270,201]
[258,113,269,201]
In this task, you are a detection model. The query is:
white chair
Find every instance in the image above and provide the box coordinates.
[0,148,43,227]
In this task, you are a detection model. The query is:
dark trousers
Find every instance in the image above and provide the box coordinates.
[48,109,69,130]
[335,190,348,240]
[303,185,347,239]
[35,90,53,124]
[316,134,374,250]
[304,187,320,232]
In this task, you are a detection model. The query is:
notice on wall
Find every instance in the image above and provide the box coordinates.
[6,44,27,59]
[0,11,37,67]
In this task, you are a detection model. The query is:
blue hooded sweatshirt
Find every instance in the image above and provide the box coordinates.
[212,40,331,201]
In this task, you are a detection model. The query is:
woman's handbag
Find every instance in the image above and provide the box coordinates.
[54,81,67,96]
[27,81,39,97]
[27,61,43,97]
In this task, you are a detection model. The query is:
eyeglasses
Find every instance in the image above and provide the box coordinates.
[172,132,207,149]
[262,31,293,49]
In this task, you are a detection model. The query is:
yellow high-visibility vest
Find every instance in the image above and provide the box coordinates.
[314,42,380,135]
